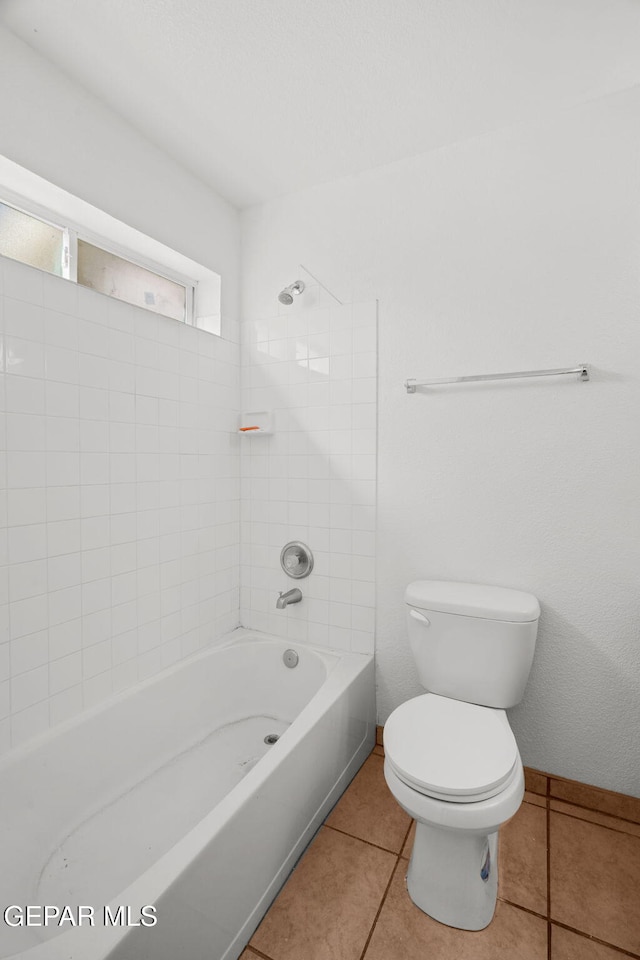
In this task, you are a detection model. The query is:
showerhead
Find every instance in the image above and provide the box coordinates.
[278,280,305,305]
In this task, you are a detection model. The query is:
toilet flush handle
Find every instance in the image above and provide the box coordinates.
[409,609,430,626]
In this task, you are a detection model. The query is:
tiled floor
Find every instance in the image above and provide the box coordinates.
[242,744,640,960]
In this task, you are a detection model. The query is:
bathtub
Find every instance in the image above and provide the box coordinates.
[0,629,375,960]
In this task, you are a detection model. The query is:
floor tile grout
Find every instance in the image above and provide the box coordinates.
[549,793,640,816]
[550,804,640,836]
[399,817,414,856]
[549,921,640,960]
[245,945,276,960]
[246,749,640,960]
[358,855,403,960]
[496,897,548,923]
[324,821,407,857]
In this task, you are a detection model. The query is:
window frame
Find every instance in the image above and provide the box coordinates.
[0,191,70,279]
[0,188,197,325]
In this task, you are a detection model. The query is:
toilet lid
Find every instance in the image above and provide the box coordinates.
[384,694,519,802]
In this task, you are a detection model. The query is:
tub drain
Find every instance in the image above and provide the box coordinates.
[264,734,280,745]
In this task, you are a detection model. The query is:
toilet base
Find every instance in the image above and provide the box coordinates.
[406,822,499,930]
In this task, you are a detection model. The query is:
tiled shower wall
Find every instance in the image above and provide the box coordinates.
[240,287,377,654]
[0,255,240,754]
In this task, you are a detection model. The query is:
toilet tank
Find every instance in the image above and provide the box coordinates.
[405,581,540,708]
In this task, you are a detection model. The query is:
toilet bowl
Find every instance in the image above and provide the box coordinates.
[383,692,525,930]
[383,580,540,930]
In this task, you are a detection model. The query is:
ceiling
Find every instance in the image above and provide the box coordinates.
[2,0,640,209]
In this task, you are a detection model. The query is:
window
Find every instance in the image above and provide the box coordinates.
[0,168,221,333]
[0,195,194,323]
[0,200,67,277]
[77,240,189,323]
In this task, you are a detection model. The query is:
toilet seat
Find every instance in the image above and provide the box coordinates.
[384,693,519,803]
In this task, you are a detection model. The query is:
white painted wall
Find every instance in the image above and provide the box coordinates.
[0,26,240,334]
[242,88,640,797]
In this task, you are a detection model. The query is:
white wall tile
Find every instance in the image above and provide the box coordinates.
[9,559,47,602]
[82,670,112,710]
[10,700,49,748]
[7,451,47,488]
[44,311,79,350]
[240,300,376,655]
[46,417,80,452]
[11,663,48,711]
[48,553,82,592]
[0,644,8,683]
[10,630,48,676]
[46,486,80,523]
[45,345,79,384]
[3,259,44,305]
[9,524,47,564]
[3,297,46,343]
[6,376,46,415]
[49,684,83,725]
[49,618,81,660]
[43,274,78,317]
[82,639,111,679]
[46,382,79,419]
[48,519,82,557]
[1,259,240,754]
[7,488,47,526]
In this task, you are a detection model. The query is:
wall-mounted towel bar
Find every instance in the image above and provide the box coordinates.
[405,364,589,393]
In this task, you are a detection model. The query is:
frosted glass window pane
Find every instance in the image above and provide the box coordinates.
[0,201,64,275]
[77,240,186,322]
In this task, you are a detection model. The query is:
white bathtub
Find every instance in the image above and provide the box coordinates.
[0,629,375,960]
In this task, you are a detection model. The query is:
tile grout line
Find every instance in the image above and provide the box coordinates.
[357,820,413,960]
[243,947,276,960]
[357,855,403,960]
[549,803,640,837]
[549,920,640,960]
[496,897,548,923]
[324,821,408,857]
[549,797,640,826]
[529,769,640,828]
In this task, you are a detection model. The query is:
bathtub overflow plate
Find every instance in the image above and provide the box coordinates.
[280,542,314,579]
[283,649,299,669]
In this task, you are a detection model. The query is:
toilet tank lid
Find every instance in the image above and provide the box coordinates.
[405,580,540,622]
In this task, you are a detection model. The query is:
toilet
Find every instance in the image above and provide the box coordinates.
[383,580,540,931]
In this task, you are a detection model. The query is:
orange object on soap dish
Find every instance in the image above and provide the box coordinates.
[239,426,260,432]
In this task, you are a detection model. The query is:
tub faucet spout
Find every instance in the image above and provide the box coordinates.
[276,588,302,609]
